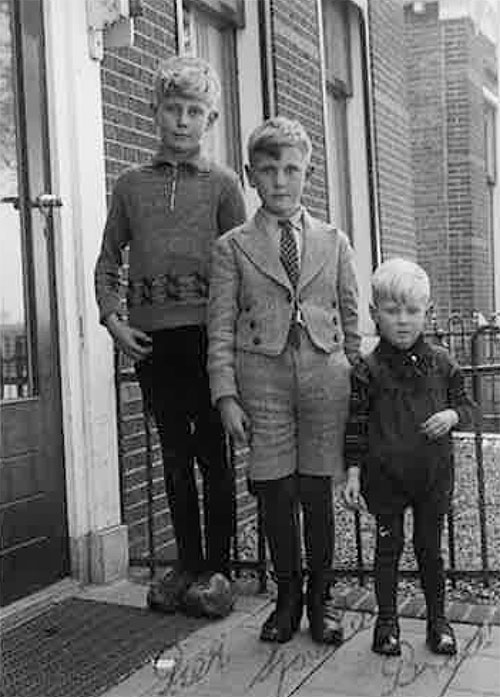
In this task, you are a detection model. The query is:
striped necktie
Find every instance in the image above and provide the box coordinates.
[278,219,299,288]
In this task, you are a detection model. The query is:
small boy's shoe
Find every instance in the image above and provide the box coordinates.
[147,568,195,614]
[426,619,457,656]
[372,617,401,656]
[182,572,234,619]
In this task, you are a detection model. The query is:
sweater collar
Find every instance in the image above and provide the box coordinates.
[151,146,210,172]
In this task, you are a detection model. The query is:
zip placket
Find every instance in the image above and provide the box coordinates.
[165,163,178,211]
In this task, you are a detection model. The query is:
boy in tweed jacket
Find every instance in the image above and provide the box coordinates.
[208,117,360,645]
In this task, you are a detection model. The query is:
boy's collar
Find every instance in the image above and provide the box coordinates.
[152,146,210,172]
[259,205,304,231]
[377,334,431,361]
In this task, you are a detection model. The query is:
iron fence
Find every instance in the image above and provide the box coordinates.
[118,314,500,590]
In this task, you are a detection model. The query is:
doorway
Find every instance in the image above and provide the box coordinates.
[0,0,68,606]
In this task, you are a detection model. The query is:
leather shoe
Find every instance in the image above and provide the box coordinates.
[260,580,303,644]
[372,617,401,656]
[426,619,457,655]
[308,598,344,645]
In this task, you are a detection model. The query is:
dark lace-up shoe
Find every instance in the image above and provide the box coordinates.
[372,617,401,656]
[260,580,303,644]
[426,619,457,655]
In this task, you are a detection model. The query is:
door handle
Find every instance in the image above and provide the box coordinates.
[33,194,63,210]
[0,195,62,210]
[0,196,20,209]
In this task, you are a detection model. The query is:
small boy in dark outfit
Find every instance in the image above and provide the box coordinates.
[344,258,476,657]
[94,56,246,617]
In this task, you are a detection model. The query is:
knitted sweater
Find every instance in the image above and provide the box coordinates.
[94,150,246,331]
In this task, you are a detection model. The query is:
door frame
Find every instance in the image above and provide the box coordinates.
[40,0,129,584]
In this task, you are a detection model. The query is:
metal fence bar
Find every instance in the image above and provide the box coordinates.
[121,316,500,589]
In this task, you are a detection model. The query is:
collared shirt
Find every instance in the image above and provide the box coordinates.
[260,206,304,266]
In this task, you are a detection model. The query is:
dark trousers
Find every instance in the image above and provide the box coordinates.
[252,474,334,586]
[375,502,446,624]
[136,326,233,577]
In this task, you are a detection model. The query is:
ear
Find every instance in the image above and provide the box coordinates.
[206,110,219,130]
[245,164,256,189]
[369,303,380,332]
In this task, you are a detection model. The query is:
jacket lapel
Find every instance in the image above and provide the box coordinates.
[297,212,329,292]
[233,210,291,289]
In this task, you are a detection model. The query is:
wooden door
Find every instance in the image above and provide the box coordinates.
[0,0,68,606]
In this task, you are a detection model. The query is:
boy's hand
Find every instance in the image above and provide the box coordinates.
[218,396,251,447]
[421,409,459,440]
[342,467,366,511]
[105,314,152,362]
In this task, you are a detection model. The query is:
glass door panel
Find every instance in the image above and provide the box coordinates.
[0,0,32,400]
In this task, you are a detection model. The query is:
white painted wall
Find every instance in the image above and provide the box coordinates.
[43,0,127,583]
[236,1,264,215]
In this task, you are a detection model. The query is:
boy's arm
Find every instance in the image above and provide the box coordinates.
[207,235,240,404]
[94,183,131,325]
[337,232,361,364]
[344,358,371,471]
[217,171,246,234]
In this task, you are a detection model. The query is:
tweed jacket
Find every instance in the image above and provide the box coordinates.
[207,208,360,403]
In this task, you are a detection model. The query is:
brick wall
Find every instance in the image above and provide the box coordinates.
[270,0,329,220]
[404,2,450,321]
[443,16,495,317]
[369,0,417,259]
[404,4,497,320]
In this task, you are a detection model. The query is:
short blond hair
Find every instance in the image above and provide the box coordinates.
[152,55,221,112]
[247,117,312,165]
[371,258,430,307]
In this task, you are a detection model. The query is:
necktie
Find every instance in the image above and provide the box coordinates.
[279,219,299,288]
[278,219,301,348]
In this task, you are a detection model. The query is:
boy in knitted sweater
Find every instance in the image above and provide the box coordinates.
[95,56,246,617]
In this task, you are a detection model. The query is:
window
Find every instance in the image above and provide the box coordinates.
[179,0,243,173]
[321,0,375,336]
[322,0,352,237]
[484,103,497,304]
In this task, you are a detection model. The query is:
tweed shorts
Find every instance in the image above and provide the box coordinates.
[236,331,351,484]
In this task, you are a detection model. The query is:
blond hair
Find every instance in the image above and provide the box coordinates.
[247,117,312,165]
[152,55,221,113]
[371,258,431,307]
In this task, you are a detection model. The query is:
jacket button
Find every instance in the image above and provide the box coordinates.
[332,300,337,308]
[249,320,256,329]
[333,333,339,343]
[253,336,261,346]
[333,316,338,325]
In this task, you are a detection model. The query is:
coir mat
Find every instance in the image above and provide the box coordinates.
[0,597,210,697]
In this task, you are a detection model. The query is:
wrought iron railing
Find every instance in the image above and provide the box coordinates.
[117,314,500,589]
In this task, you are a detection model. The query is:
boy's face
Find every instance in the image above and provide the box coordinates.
[155,95,217,155]
[246,145,310,218]
[370,297,429,350]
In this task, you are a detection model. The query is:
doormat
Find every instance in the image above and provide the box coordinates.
[0,597,210,697]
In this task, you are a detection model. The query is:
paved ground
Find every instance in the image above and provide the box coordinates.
[73,579,499,697]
